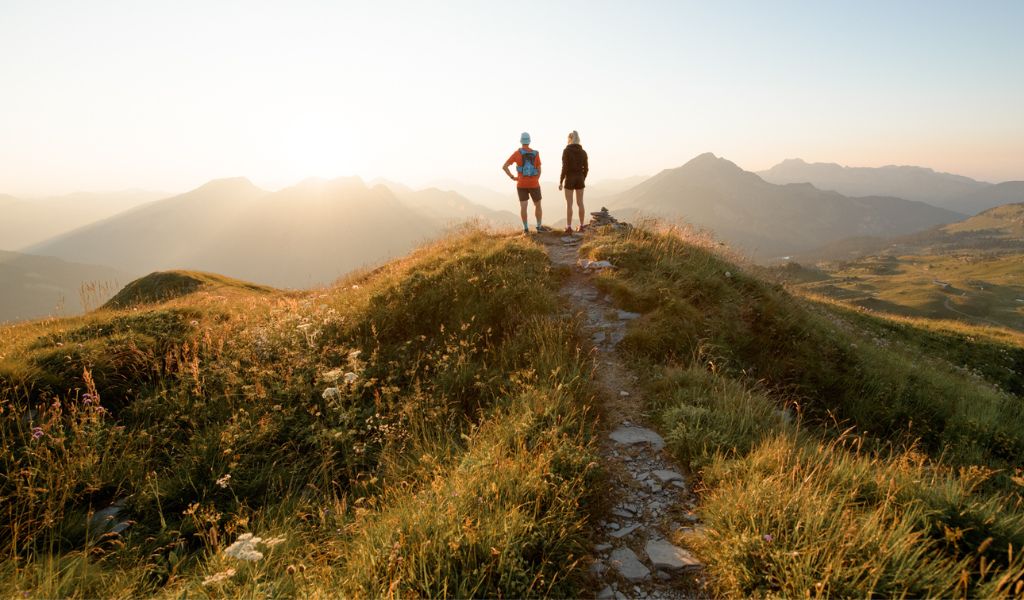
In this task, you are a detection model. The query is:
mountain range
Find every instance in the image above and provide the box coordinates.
[603,153,963,258]
[0,189,166,251]
[23,177,517,289]
[758,159,1024,214]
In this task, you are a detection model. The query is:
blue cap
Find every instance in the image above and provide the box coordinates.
[520,132,531,144]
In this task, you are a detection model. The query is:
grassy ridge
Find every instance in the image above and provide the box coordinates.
[0,228,598,598]
[582,225,1024,597]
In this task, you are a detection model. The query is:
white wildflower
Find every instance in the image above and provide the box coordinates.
[724,271,732,278]
[224,533,264,561]
[215,474,231,488]
[202,567,236,586]
[297,323,312,331]
[322,387,343,402]
[344,372,358,384]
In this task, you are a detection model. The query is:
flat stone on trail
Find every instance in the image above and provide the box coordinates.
[597,585,615,599]
[652,469,684,483]
[617,310,642,320]
[610,523,641,538]
[644,539,703,570]
[609,547,650,581]
[609,426,665,451]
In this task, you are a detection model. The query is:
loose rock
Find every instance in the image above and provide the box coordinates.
[652,470,684,484]
[609,426,665,451]
[645,538,703,570]
[609,547,650,581]
[610,523,641,539]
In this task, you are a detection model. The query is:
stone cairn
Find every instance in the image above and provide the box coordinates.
[589,207,631,231]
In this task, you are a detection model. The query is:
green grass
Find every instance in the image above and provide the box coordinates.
[102,269,275,309]
[0,228,599,598]
[582,224,1024,597]
[785,252,1024,331]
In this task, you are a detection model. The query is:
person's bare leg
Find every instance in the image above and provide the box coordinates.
[535,200,543,227]
[564,187,574,228]
[519,200,528,230]
[576,189,586,228]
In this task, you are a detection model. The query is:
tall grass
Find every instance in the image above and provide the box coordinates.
[582,225,1024,469]
[0,227,599,598]
[583,224,1024,597]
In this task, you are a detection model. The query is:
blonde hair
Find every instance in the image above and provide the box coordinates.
[568,130,581,145]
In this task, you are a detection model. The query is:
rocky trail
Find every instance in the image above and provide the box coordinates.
[536,221,707,600]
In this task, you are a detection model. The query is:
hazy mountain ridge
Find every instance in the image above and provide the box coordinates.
[24,176,515,289]
[0,189,167,251]
[0,250,132,322]
[758,158,1024,214]
[604,153,962,259]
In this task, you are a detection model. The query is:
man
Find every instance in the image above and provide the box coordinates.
[503,132,550,233]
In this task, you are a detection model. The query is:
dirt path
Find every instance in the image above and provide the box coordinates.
[537,231,706,600]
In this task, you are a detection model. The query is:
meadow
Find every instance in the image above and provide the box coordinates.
[786,251,1024,332]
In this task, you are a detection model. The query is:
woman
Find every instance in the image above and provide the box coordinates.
[559,130,589,233]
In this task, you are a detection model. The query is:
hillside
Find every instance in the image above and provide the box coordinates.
[783,204,1024,330]
[2,224,1023,597]
[0,250,133,323]
[0,189,166,251]
[604,153,962,259]
[103,270,275,309]
[944,200,1024,236]
[26,177,507,289]
[800,201,1024,262]
[758,159,1024,214]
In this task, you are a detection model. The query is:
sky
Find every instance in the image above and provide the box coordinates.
[1,0,1023,197]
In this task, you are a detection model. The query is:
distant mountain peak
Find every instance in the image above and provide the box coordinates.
[680,152,742,171]
[194,177,262,195]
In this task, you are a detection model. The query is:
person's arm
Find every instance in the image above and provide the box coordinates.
[583,149,589,179]
[502,158,518,181]
[560,147,568,187]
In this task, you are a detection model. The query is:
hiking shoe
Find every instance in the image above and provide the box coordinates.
[577,224,588,232]
[564,227,574,234]
[536,225,552,232]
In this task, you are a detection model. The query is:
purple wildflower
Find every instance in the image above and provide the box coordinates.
[763,534,773,543]
[31,427,44,440]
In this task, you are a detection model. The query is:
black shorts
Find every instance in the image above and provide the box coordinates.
[517,187,542,202]
[563,176,586,190]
